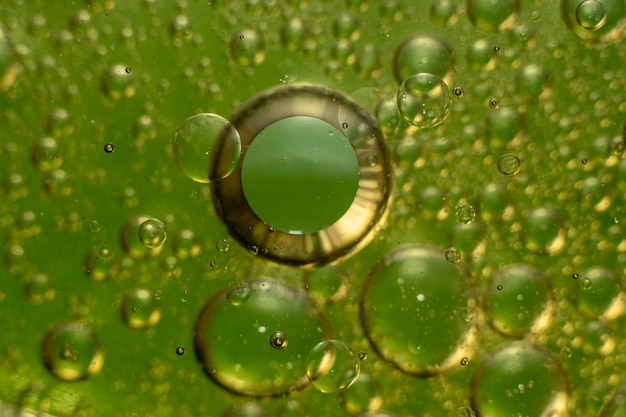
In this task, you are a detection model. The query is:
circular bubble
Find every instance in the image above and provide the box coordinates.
[454,203,476,224]
[42,322,104,381]
[226,280,251,306]
[517,64,551,103]
[306,340,360,394]
[467,39,496,71]
[122,289,161,330]
[497,153,521,175]
[431,0,458,26]
[466,0,520,32]
[32,137,61,171]
[241,116,359,234]
[360,245,477,376]
[172,113,241,183]
[393,35,455,85]
[485,264,555,337]
[194,278,332,397]
[138,218,167,249]
[576,267,625,321]
[231,29,265,66]
[269,331,288,350]
[102,64,135,100]
[471,342,569,417]
[103,142,115,153]
[576,0,607,30]
[24,273,55,305]
[397,73,451,128]
[121,216,165,259]
[561,0,626,43]
[340,373,382,415]
[486,107,524,148]
[522,207,565,255]
[210,84,392,267]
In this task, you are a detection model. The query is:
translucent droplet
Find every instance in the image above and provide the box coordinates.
[497,153,521,175]
[393,35,455,85]
[121,216,164,259]
[172,113,241,183]
[361,245,476,375]
[306,340,360,393]
[431,0,458,27]
[333,12,360,40]
[577,268,625,321]
[446,247,461,263]
[44,169,71,197]
[42,322,104,381]
[281,18,307,52]
[103,142,115,153]
[216,239,230,252]
[576,0,607,30]
[222,403,267,417]
[172,229,200,259]
[486,107,524,148]
[277,59,298,84]
[176,346,185,355]
[122,289,161,330]
[85,245,118,281]
[24,273,55,305]
[466,0,520,32]
[103,64,135,100]
[170,14,192,40]
[517,64,551,103]
[397,73,451,128]
[269,331,288,349]
[467,39,496,71]
[471,342,569,417]
[454,203,476,224]
[340,373,382,415]
[231,29,265,66]
[138,218,167,249]
[226,280,251,306]
[195,278,331,397]
[32,137,61,171]
[522,207,565,255]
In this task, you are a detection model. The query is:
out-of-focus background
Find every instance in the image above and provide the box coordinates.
[1,1,626,416]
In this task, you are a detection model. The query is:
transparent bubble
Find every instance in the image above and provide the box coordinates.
[466,0,520,32]
[340,373,382,416]
[393,35,455,85]
[488,98,500,109]
[122,289,161,330]
[361,245,476,375]
[32,137,62,171]
[170,14,192,40]
[485,264,555,337]
[176,346,185,355]
[577,267,625,321]
[333,12,360,40]
[358,412,399,417]
[497,153,521,175]
[195,278,331,397]
[172,113,242,183]
[121,216,164,259]
[454,203,476,224]
[486,106,524,148]
[85,245,118,281]
[522,207,565,255]
[479,183,510,222]
[306,340,360,394]
[42,322,104,381]
[24,273,55,305]
[576,0,607,30]
[355,43,381,79]
[103,142,115,153]
[375,94,401,137]
[467,39,496,71]
[561,0,626,43]
[446,246,461,263]
[226,280,251,306]
[517,64,551,103]
[103,64,135,100]
[277,59,298,84]
[397,73,451,128]
[231,29,265,66]
[303,265,348,304]
[281,18,307,52]
[277,400,308,417]
[269,331,288,350]
[44,169,71,197]
[0,26,17,92]
[172,229,200,259]
[431,0,458,26]
[216,239,230,252]
[471,342,569,417]
[138,218,167,249]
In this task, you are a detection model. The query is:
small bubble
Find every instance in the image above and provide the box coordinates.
[454,203,476,224]
[613,217,619,224]
[125,67,131,73]
[497,153,521,175]
[453,86,464,97]
[581,159,587,165]
[575,0,607,31]
[176,346,185,355]
[269,331,288,349]
[445,247,461,263]
[572,273,579,279]
[493,46,500,52]
[226,280,251,306]
[137,218,167,249]
[216,239,230,252]
[560,346,572,358]
[460,357,469,365]
[497,284,503,291]
[489,98,499,109]
[103,142,115,153]
[397,73,452,128]
[341,122,349,129]
[88,220,101,233]
[366,154,378,167]
[249,245,260,255]
[531,10,541,21]
[581,277,592,290]
[357,350,368,361]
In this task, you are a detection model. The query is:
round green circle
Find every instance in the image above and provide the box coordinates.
[241,116,359,234]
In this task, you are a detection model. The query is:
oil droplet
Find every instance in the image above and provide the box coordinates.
[446,246,461,263]
[269,331,288,349]
[393,35,455,85]
[103,64,135,100]
[231,29,265,66]
[226,280,251,306]
[522,207,565,255]
[173,113,241,183]
[176,346,185,355]
[121,216,164,259]
[576,0,607,30]
[397,73,451,128]
[454,203,476,224]
[306,340,360,393]
[122,289,161,330]
[340,373,382,415]
[42,322,104,381]
[32,137,62,171]
[138,218,167,249]
[103,142,115,153]
[466,0,520,32]
[216,239,230,252]
[497,153,521,175]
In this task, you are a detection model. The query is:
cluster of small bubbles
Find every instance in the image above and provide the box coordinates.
[24,273,55,305]
[103,142,115,153]
[454,203,476,224]
[466,0,520,32]
[172,229,200,259]
[471,342,569,417]
[138,218,167,249]
[121,216,164,259]
[306,340,360,393]
[103,64,135,100]
[486,106,524,148]
[467,39,496,71]
[269,331,288,349]
[485,264,554,337]
[497,153,521,175]
[32,137,61,171]
[357,350,368,361]
[231,29,265,66]
[176,346,185,355]
[522,207,565,255]
[42,322,104,381]
[340,373,382,416]
[397,73,451,128]
[393,34,455,86]
[226,280,251,306]
[361,245,475,375]
[446,246,461,263]
[122,289,161,330]
[172,113,241,183]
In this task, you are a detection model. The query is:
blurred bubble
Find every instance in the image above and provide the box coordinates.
[340,373,382,416]
[466,0,520,32]
[32,137,61,171]
[393,35,455,85]
[103,64,135,100]
[231,29,265,66]
[454,203,476,224]
[122,289,161,330]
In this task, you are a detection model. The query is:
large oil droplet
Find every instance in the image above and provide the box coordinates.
[485,264,555,337]
[361,245,477,376]
[172,113,241,183]
[194,278,332,397]
[305,340,360,393]
[392,35,455,86]
[497,153,521,175]
[210,84,392,267]
[397,73,451,128]
[42,322,104,381]
[471,342,569,417]
[466,0,520,33]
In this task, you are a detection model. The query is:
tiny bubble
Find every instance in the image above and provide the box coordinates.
[572,273,579,279]
[460,357,469,366]
[493,46,500,52]
[104,142,115,153]
[357,350,368,361]
[496,284,503,290]
[176,346,185,355]
[341,122,348,129]
[581,159,587,165]
[125,67,132,73]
